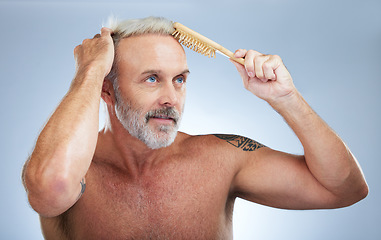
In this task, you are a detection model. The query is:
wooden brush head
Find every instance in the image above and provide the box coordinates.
[172,22,245,65]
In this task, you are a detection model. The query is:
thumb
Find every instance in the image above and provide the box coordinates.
[230,59,248,80]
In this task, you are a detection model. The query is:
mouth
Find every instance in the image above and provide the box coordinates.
[152,115,174,120]
[150,115,176,123]
[145,108,179,125]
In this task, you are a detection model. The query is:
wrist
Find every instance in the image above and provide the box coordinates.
[268,89,298,109]
[77,61,108,78]
[70,66,106,93]
[268,90,312,118]
[74,62,106,81]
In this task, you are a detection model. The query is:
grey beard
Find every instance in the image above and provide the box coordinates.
[114,90,181,149]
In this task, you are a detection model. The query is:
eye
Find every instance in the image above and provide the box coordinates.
[175,76,185,84]
[146,76,157,83]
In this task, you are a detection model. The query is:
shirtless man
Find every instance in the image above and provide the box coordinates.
[22,17,368,239]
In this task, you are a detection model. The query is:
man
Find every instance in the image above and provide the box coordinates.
[22,16,368,239]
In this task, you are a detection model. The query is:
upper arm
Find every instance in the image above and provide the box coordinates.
[214,134,340,210]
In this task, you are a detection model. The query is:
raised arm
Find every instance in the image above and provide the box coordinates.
[229,49,368,209]
[22,28,114,217]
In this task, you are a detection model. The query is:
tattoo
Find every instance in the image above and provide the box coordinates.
[78,178,86,199]
[214,134,266,152]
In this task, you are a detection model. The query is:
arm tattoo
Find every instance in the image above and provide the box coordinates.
[213,134,266,152]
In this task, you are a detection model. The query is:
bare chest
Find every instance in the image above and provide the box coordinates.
[63,158,235,239]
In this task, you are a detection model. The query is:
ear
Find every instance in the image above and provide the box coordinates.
[101,79,115,106]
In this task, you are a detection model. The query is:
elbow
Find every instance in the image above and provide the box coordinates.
[348,174,370,206]
[357,181,369,202]
[333,181,369,209]
[333,159,369,207]
[23,158,73,217]
[346,184,368,207]
[27,173,72,217]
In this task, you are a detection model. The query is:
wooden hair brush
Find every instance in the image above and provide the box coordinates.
[172,22,245,65]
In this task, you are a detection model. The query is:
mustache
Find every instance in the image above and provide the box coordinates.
[145,107,180,124]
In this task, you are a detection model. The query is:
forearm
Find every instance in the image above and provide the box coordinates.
[232,49,367,207]
[22,28,114,216]
[270,90,368,200]
[24,69,103,215]
[35,70,102,174]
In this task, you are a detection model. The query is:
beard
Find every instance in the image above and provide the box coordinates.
[114,88,182,150]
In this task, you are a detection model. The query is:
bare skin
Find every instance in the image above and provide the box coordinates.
[22,27,368,240]
[40,132,241,239]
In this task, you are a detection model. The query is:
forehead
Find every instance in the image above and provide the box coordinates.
[115,34,188,75]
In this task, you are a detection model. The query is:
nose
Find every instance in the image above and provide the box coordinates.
[159,82,178,107]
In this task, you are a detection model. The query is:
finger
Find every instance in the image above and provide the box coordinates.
[93,33,101,39]
[82,38,90,45]
[254,54,270,82]
[234,49,247,58]
[230,58,247,79]
[263,56,279,80]
[100,27,112,37]
[245,50,262,78]
[270,55,289,80]
[73,45,81,57]
[230,59,249,88]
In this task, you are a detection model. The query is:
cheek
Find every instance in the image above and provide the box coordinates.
[133,93,159,112]
[178,91,186,110]
[122,86,151,105]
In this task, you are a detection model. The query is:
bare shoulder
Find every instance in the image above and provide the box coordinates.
[176,132,269,194]
[178,132,265,150]
[176,132,267,160]
[212,134,266,152]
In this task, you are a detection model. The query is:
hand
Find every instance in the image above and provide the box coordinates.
[74,27,114,78]
[231,49,296,105]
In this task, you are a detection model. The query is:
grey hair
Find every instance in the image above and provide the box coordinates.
[105,16,175,88]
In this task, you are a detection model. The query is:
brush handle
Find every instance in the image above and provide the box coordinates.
[173,22,245,65]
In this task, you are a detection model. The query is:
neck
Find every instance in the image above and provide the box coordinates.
[96,117,173,177]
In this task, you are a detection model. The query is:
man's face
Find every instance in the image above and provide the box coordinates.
[113,34,189,149]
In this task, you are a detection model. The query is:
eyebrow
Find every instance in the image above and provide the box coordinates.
[180,69,191,75]
[140,69,190,76]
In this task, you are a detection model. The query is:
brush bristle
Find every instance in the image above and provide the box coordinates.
[172,29,216,58]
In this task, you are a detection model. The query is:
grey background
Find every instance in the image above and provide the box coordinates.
[1,0,380,239]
